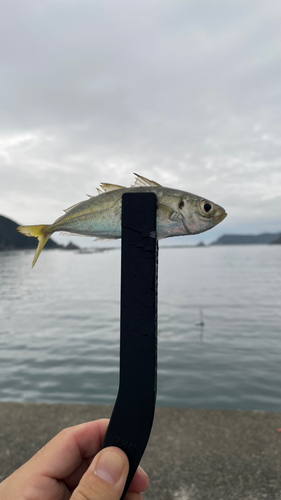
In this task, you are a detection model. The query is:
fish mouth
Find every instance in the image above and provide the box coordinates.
[216,211,227,223]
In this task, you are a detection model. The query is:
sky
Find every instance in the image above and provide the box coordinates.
[1,0,281,247]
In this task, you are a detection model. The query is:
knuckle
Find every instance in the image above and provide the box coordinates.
[58,427,72,439]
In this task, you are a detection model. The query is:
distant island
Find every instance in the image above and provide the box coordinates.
[0,214,280,250]
[0,215,79,251]
[211,233,281,245]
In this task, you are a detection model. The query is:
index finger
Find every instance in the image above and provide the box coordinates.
[27,419,149,493]
[28,419,110,478]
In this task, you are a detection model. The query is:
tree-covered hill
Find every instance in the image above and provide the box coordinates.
[0,215,60,250]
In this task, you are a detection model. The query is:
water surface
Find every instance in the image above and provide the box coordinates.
[0,245,280,410]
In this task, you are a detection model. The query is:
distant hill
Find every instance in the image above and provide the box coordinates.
[211,233,281,245]
[0,215,60,250]
[271,234,281,244]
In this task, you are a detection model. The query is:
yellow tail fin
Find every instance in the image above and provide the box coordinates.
[17,224,52,267]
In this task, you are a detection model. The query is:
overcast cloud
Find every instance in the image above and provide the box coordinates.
[1,0,280,246]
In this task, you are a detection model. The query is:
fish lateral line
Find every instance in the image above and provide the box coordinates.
[17,172,227,267]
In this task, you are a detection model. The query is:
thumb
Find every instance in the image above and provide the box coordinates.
[71,446,129,500]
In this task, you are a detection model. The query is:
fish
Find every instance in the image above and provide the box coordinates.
[17,173,227,267]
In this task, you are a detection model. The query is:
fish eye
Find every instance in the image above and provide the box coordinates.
[178,200,185,210]
[204,203,212,212]
[200,200,213,215]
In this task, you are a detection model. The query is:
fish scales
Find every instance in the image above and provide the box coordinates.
[17,173,227,267]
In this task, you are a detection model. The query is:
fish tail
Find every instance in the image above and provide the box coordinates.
[17,224,53,267]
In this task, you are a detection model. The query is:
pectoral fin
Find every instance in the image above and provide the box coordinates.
[158,203,181,221]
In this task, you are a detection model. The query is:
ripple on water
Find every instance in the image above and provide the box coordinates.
[0,246,281,410]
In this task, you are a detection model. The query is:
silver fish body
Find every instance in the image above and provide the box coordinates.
[18,174,227,266]
[52,187,226,240]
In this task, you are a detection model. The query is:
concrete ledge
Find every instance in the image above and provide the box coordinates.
[0,403,281,499]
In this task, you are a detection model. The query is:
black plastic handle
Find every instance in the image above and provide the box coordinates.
[102,192,158,499]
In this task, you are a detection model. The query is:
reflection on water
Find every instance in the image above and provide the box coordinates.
[0,245,281,410]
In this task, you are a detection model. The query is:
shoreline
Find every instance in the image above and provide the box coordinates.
[1,402,281,499]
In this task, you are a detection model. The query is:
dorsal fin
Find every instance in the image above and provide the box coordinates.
[131,173,162,188]
[63,201,84,213]
[99,183,125,193]
[87,194,94,198]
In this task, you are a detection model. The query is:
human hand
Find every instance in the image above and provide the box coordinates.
[0,419,149,500]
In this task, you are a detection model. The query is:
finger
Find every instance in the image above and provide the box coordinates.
[71,447,129,500]
[125,493,144,500]
[64,459,89,491]
[27,419,110,479]
[128,466,149,493]
[65,457,149,494]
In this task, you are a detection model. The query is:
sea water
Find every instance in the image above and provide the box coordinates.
[0,245,280,410]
